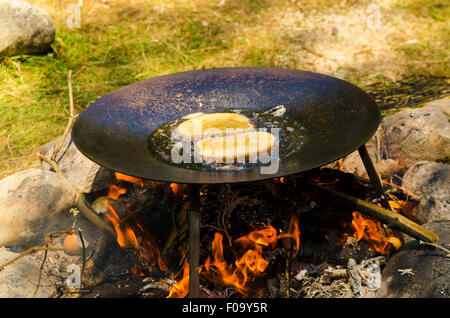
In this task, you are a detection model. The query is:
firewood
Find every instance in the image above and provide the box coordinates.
[39,153,116,238]
[323,267,348,279]
[308,182,440,243]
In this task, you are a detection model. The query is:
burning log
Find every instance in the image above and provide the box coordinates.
[351,211,401,254]
[308,182,439,243]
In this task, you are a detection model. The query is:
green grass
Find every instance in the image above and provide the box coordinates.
[399,0,449,20]
[0,0,449,179]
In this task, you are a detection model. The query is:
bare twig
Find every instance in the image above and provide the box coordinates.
[382,180,422,201]
[51,67,86,161]
[39,153,63,175]
[31,243,49,298]
[39,152,115,237]
[0,246,63,270]
[78,230,86,276]
[6,134,15,158]
[419,241,450,257]
[0,230,72,272]
[31,229,74,298]
[300,44,328,59]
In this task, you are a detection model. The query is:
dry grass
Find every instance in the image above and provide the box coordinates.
[0,0,448,179]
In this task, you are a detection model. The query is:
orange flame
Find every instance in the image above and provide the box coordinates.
[107,185,127,200]
[338,158,345,171]
[278,215,301,257]
[133,218,168,271]
[167,261,190,298]
[104,202,167,270]
[194,215,300,297]
[115,172,144,187]
[388,200,404,213]
[351,211,401,254]
[102,173,167,271]
[168,216,300,298]
[201,232,253,295]
[273,177,285,183]
[170,183,188,198]
[104,202,138,248]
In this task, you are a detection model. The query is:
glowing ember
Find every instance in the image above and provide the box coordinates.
[317,178,340,186]
[130,264,145,277]
[351,211,402,254]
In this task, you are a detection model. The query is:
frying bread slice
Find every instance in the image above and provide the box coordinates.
[176,112,254,140]
[196,131,276,163]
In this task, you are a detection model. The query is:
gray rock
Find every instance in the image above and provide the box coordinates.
[424,97,450,118]
[342,142,377,178]
[382,106,450,169]
[341,129,401,179]
[402,161,450,223]
[0,169,76,247]
[40,134,114,194]
[378,220,450,298]
[343,148,401,180]
[0,248,55,297]
[0,0,55,56]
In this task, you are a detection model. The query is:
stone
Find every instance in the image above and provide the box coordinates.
[0,247,55,297]
[382,106,450,169]
[378,220,450,298]
[0,169,76,247]
[343,153,400,180]
[402,161,450,223]
[342,143,377,178]
[0,0,55,56]
[341,133,401,179]
[40,134,115,194]
[424,97,450,118]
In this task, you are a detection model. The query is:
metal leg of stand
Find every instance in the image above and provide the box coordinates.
[358,144,391,210]
[188,184,201,298]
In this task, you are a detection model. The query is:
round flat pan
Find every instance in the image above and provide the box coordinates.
[72,67,380,184]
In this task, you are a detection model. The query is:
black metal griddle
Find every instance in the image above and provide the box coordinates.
[72,67,392,297]
[72,67,381,184]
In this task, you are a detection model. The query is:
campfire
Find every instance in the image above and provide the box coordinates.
[1,67,447,300]
[77,167,412,298]
[67,68,441,298]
